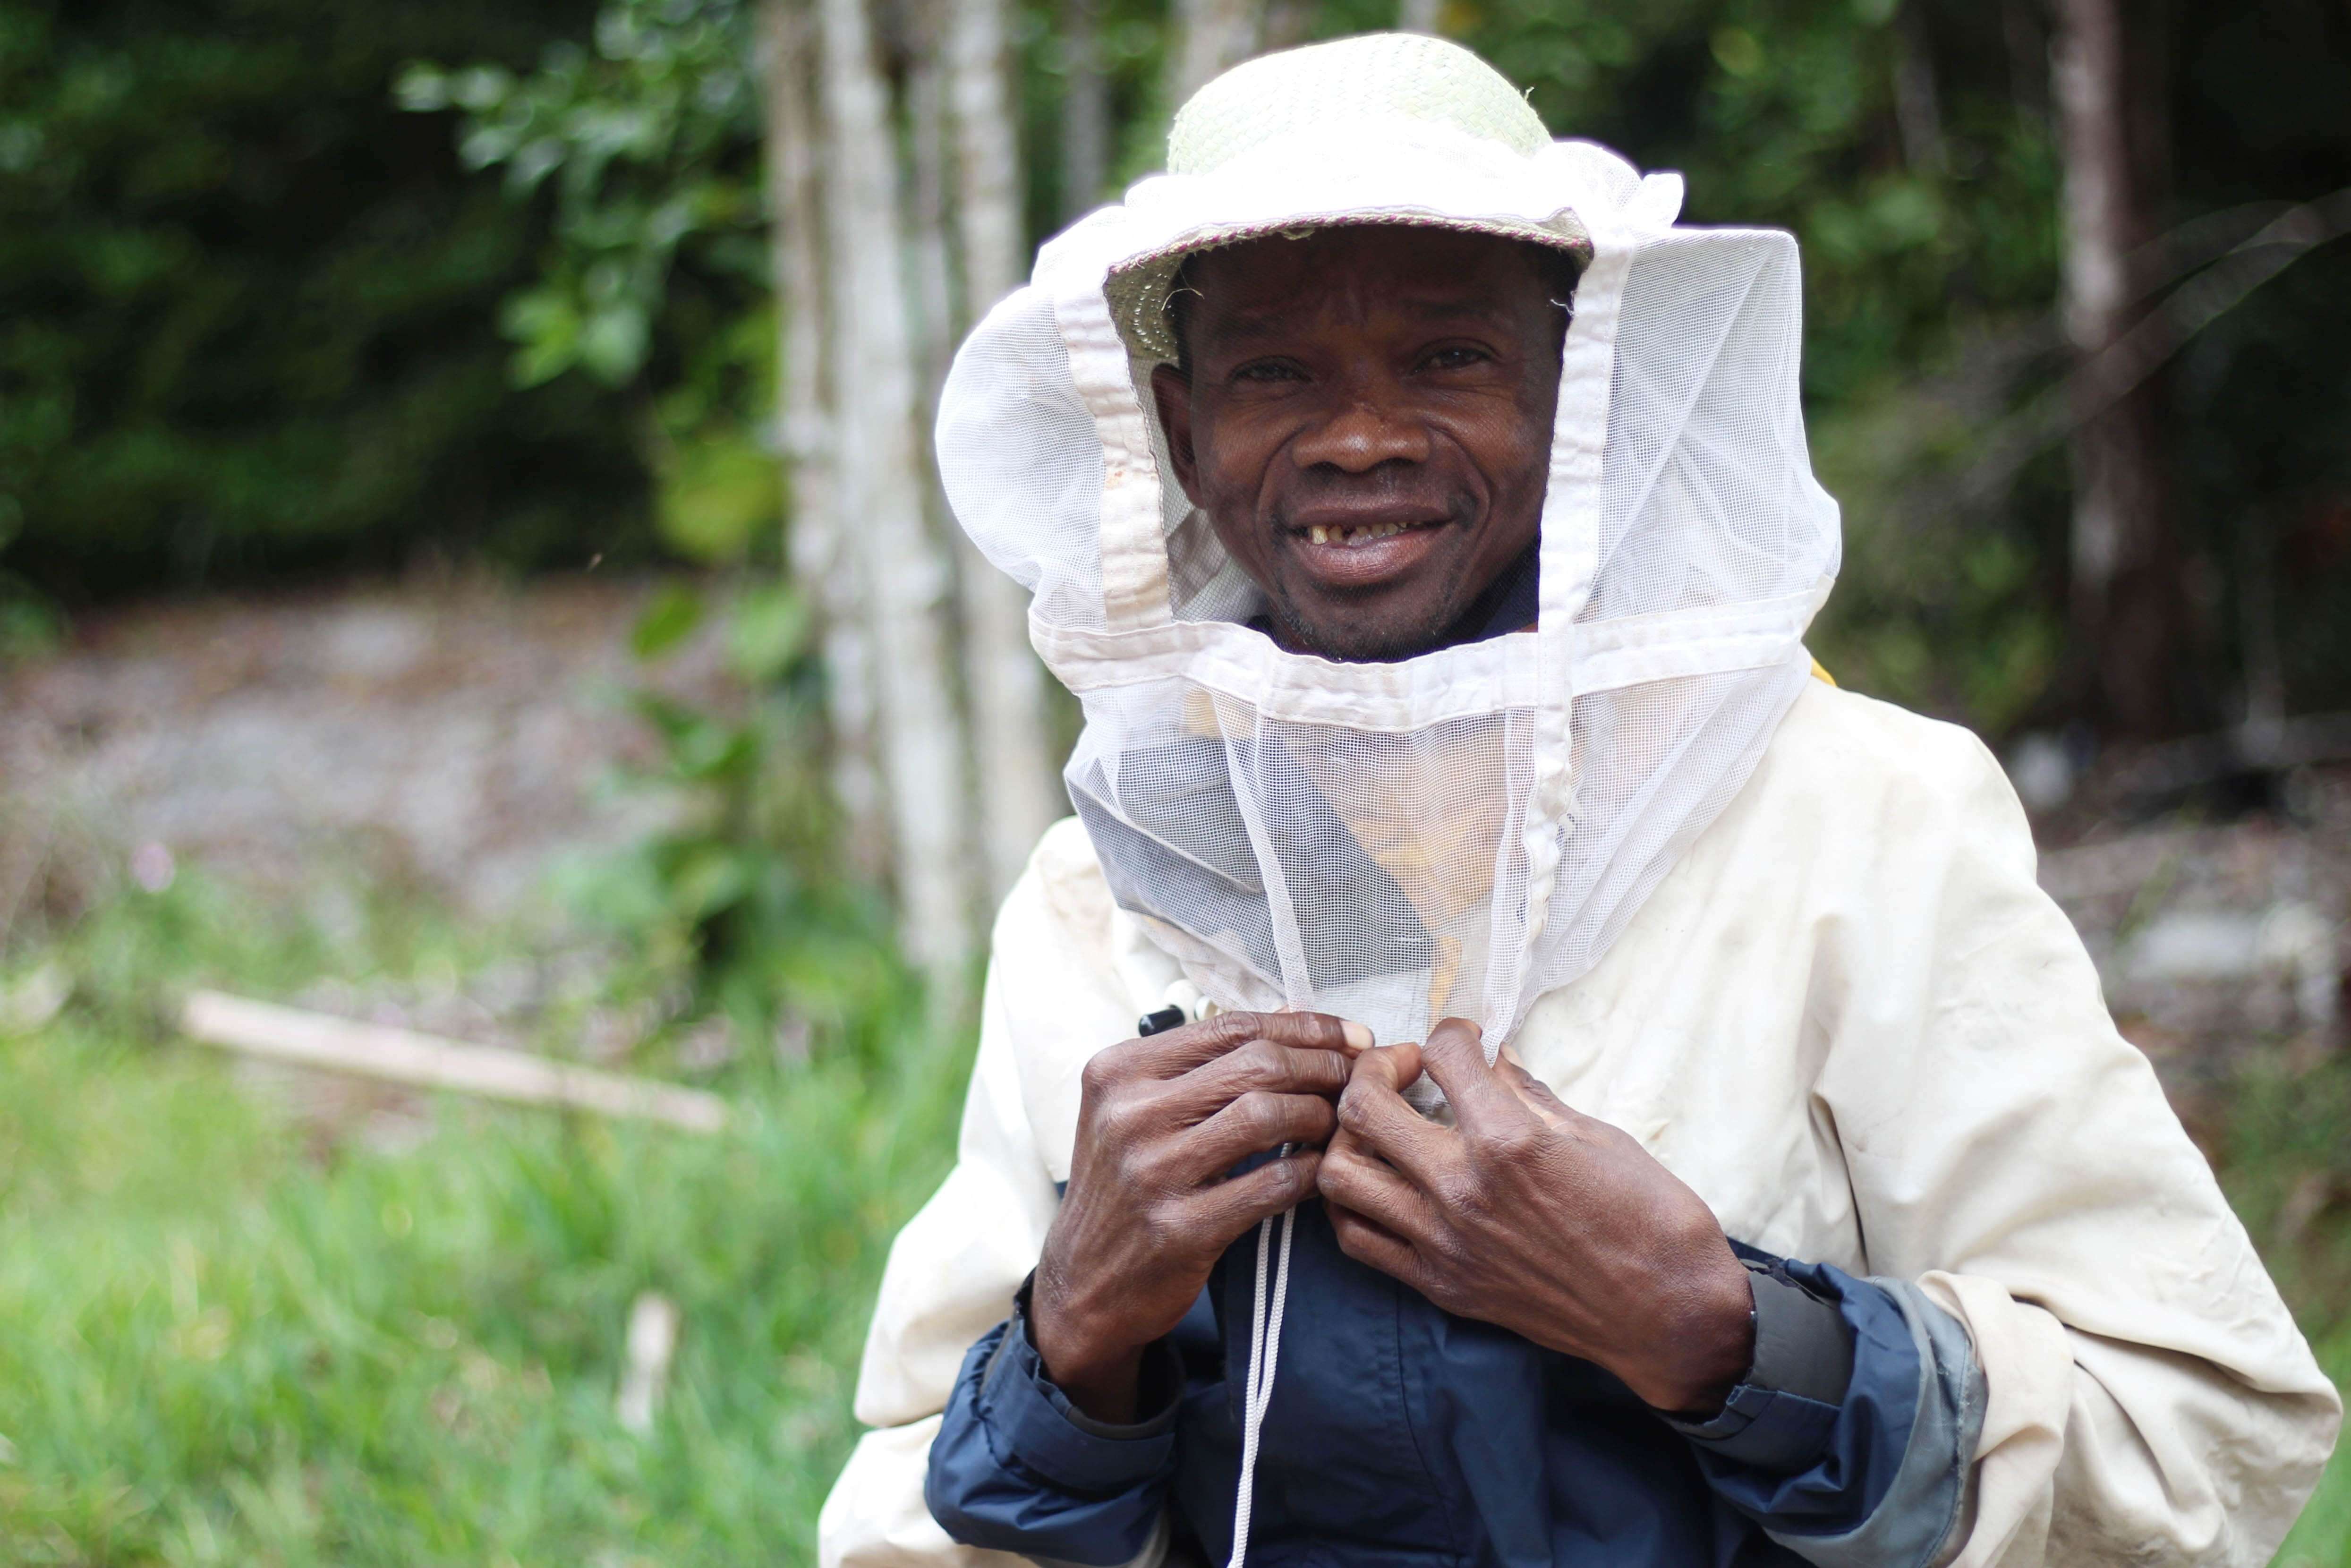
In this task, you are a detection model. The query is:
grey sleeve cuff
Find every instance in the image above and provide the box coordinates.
[1765,1277,1988,1568]
[1662,1258,1856,1471]
[1746,1257,1857,1404]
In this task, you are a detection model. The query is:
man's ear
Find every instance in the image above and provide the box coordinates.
[1150,362,1204,507]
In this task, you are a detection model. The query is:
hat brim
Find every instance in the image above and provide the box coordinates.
[1104,209,1594,364]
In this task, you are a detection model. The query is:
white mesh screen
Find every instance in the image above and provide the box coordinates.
[1586,230,1840,624]
[934,133,1840,1054]
[937,289,1110,631]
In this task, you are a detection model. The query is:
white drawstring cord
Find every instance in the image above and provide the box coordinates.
[1226,1149,1298,1568]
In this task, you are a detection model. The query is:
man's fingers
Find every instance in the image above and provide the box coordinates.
[1185,1091,1340,1174]
[1415,1017,1518,1130]
[1195,1148,1323,1243]
[1327,1201,1423,1286]
[1131,1010,1369,1078]
[1319,1132,1436,1242]
[1334,1044,1448,1185]
[1174,1038,1353,1115]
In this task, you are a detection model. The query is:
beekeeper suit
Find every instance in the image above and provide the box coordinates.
[818,32,2339,1568]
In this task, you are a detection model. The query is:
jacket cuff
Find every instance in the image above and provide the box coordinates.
[1663,1256,1854,1472]
[972,1279,1182,1494]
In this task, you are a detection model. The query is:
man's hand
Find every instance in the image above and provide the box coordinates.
[1031,1010,1369,1423]
[1319,1018,1754,1415]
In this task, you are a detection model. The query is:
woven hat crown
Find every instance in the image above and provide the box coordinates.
[1107,33,1581,361]
[1168,33,1549,174]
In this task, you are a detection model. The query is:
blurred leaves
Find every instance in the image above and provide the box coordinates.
[7,0,2349,738]
[630,580,705,659]
[567,574,855,1050]
[0,867,965,1563]
[396,0,762,391]
[0,0,659,598]
[724,579,810,683]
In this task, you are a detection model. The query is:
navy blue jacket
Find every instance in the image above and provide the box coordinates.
[925,1196,1983,1568]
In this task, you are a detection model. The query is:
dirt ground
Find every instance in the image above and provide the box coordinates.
[3,580,2343,1121]
[0,575,734,931]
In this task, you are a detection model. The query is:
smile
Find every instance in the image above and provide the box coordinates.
[1303,519,1432,547]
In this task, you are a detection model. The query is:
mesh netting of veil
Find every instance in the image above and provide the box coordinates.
[936,145,1840,1056]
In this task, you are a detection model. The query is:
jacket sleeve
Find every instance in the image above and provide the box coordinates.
[1805,720,2341,1568]
[1666,1254,1986,1568]
[817,960,1066,1568]
[820,823,1153,1568]
[924,1287,1183,1565]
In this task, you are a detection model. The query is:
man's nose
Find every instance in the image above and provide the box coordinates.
[1289,394,1432,473]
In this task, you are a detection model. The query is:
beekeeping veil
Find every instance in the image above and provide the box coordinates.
[938,32,1841,1059]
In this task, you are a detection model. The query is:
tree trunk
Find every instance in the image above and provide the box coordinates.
[817,0,976,989]
[756,0,887,879]
[907,21,957,397]
[1893,0,1946,175]
[2052,0,2184,735]
[1263,0,1316,48]
[1060,0,1109,220]
[1166,0,1263,111]
[1397,0,1444,34]
[947,0,1067,901]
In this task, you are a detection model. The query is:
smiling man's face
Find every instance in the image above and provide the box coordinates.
[1150,225,1570,662]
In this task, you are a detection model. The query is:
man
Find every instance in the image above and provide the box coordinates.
[820,32,2338,1568]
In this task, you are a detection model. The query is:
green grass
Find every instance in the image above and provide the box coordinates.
[0,875,965,1565]
[2226,1054,2351,1568]
[2278,1325,2351,1568]
[0,875,2344,1565]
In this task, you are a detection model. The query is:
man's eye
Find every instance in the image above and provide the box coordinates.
[1421,346,1491,372]
[1231,360,1306,384]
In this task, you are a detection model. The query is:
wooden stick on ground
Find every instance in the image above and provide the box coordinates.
[179,990,729,1134]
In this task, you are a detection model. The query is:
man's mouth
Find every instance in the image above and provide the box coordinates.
[1283,511,1453,592]
[1302,519,1434,547]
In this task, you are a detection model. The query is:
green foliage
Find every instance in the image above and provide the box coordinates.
[4,870,2347,1561]
[12,0,2345,730]
[648,307,783,565]
[403,0,820,1038]
[396,0,764,392]
[403,0,781,570]
[0,874,968,1564]
[0,0,663,601]
[2218,1050,2351,1567]
[556,576,891,1053]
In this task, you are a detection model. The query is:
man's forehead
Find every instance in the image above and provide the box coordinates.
[1184,228,1550,332]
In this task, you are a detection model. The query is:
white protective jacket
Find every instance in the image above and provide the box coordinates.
[820,680,2340,1568]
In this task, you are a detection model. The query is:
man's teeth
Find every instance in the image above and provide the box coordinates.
[1306,521,1417,547]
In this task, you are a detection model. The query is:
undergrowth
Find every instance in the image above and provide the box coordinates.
[0,871,2345,1563]
[0,871,965,1566]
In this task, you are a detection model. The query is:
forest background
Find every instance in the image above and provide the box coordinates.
[2,0,2350,1562]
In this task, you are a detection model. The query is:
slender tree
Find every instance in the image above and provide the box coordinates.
[906,14,959,397]
[1893,1,1947,175]
[818,0,977,989]
[757,0,887,879]
[1060,0,1110,220]
[1397,0,1444,34]
[947,0,1068,901]
[2053,0,2186,734]
[1165,0,1263,109]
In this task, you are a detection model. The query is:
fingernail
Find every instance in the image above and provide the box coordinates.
[1341,1021,1373,1052]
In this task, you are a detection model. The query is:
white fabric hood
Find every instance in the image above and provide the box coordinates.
[937,36,1843,1054]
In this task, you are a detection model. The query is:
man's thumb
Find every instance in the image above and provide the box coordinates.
[1352,1040,1424,1095]
[1416,1018,1510,1121]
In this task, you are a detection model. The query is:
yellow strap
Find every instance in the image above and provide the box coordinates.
[1809,657,1836,687]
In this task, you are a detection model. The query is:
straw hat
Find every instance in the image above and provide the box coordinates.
[1104,32,1593,363]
